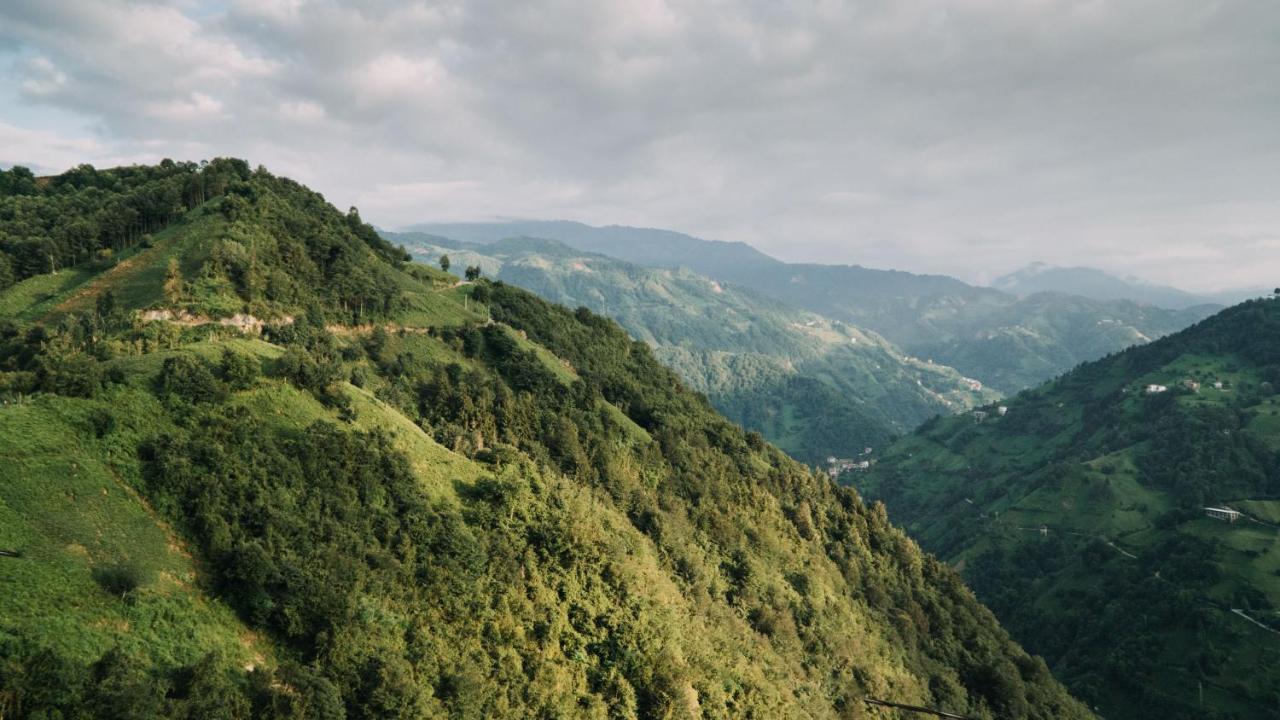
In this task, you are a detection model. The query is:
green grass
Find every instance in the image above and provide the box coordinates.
[0,265,99,322]
[395,284,488,328]
[1234,499,1280,524]
[43,207,224,323]
[0,390,256,667]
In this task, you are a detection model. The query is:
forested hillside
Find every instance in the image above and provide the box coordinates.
[385,233,995,465]
[0,161,1090,719]
[858,299,1280,719]
[410,221,1214,393]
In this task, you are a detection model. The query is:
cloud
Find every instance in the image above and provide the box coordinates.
[0,0,1276,291]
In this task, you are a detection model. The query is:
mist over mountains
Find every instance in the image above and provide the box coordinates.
[992,262,1265,310]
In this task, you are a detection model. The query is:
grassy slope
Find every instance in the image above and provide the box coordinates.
[0,381,258,669]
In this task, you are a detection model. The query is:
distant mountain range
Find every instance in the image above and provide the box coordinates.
[405,221,1218,394]
[992,261,1265,309]
[385,232,996,464]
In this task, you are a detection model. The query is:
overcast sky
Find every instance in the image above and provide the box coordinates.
[1,1,1277,291]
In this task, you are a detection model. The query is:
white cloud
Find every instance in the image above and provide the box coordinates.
[145,92,224,121]
[0,0,1277,290]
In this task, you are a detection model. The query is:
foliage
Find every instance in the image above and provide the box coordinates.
[0,160,1092,719]
[861,298,1280,718]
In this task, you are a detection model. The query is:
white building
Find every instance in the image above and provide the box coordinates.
[1145,384,1168,394]
[1204,506,1241,523]
[997,406,1008,416]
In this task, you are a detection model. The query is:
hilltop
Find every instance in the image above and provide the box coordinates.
[0,161,1090,719]
[858,298,1280,718]
[385,233,995,465]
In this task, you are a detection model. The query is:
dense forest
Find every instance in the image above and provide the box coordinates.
[859,299,1280,719]
[0,160,1091,718]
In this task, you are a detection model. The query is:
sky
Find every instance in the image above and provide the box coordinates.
[1,1,1277,292]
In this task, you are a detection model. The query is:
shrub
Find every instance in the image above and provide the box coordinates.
[220,349,259,390]
[158,354,226,405]
[92,562,148,597]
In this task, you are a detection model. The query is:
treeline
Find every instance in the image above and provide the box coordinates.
[0,159,248,284]
[0,158,411,323]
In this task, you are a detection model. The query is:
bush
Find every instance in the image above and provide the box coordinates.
[158,354,226,404]
[220,349,259,390]
[92,562,148,597]
[89,407,116,438]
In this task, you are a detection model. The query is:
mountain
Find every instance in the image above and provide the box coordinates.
[385,232,996,465]
[856,299,1280,719]
[405,221,779,279]
[0,161,1091,719]
[842,291,1218,394]
[991,262,1234,310]
[407,222,1216,393]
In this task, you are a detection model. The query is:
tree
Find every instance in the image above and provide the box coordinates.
[465,265,482,281]
[0,253,13,292]
[164,257,186,306]
[96,290,116,321]
[221,349,259,391]
[439,254,451,273]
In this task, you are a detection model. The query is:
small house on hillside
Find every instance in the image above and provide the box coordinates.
[1183,379,1201,392]
[997,406,1008,416]
[1145,384,1168,394]
[972,410,988,423]
[1204,506,1241,523]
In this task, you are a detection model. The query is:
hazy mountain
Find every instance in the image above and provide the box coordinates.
[386,232,996,464]
[406,222,1215,393]
[991,262,1250,309]
[857,299,1280,719]
[0,161,1092,719]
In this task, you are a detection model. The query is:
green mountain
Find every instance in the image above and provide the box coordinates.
[856,299,1280,718]
[838,290,1217,394]
[0,161,1090,719]
[385,234,996,466]
[408,222,1215,393]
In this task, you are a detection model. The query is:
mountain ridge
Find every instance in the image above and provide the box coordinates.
[406,222,1217,393]
[857,297,1280,718]
[0,160,1091,719]
[386,231,996,465]
[990,261,1256,310]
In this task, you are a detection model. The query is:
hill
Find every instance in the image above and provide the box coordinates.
[856,299,1280,718]
[847,291,1217,394]
[405,222,1213,393]
[990,262,1245,310]
[385,233,996,465]
[0,161,1090,719]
